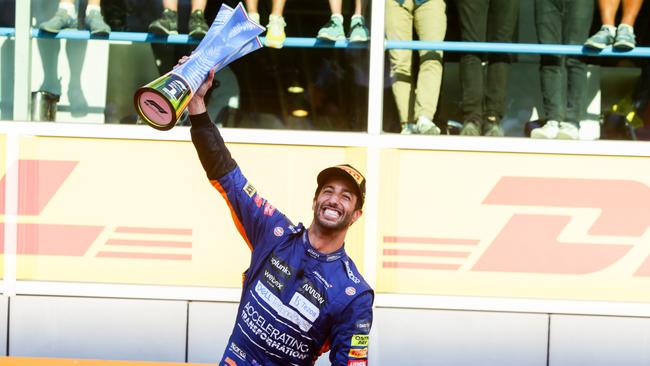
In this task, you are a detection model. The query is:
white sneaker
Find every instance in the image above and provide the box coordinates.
[557,122,579,140]
[249,12,260,24]
[579,120,601,140]
[531,120,559,139]
[415,116,441,135]
[264,14,286,49]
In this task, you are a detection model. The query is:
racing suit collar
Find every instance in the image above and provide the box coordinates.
[301,231,346,262]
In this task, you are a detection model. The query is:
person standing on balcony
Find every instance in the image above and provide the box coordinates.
[584,0,645,50]
[457,0,519,137]
[39,0,111,36]
[386,0,447,135]
[245,0,288,49]
[531,0,594,140]
[317,0,370,43]
[148,0,209,39]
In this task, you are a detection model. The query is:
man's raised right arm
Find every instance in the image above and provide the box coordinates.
[187,65,236,180]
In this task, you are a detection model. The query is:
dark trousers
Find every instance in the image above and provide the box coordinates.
[457,0,519,123]
[535,0,593,124]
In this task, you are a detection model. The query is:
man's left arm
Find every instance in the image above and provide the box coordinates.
[328,291,374,366]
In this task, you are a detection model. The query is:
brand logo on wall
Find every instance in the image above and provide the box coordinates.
[0,159,194,261]
[383,177,650,277]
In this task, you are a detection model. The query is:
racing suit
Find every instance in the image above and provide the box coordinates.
[190,112,374,366]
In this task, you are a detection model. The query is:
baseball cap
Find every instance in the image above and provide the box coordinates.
[316,164,366,208]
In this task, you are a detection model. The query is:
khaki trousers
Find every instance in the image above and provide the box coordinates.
[386,0,447,123]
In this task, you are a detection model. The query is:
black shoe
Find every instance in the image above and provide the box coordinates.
[188,10,208,39]
[149,8,178,35]
[483,115,504,136]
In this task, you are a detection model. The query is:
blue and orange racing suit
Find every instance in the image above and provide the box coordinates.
[190,112,374,366]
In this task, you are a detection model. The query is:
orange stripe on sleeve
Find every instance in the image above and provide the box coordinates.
[211,180,254,252]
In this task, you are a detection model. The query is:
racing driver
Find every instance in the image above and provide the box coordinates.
[184,60,374,366]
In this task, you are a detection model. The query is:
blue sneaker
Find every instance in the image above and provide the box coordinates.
[317,16,345,41]
[40,9,77,33]
[614,24,636,51]
[348,15,369,42]
[584,26,615,49]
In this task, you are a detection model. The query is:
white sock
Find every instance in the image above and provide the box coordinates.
[59,2,77,18]
[602,24,617,37]
[351,14,364,21]
[331,13,344,24]
[86,4,101,15]
[618,23,634,33]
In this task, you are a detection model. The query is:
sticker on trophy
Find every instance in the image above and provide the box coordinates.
[134,3,265,131]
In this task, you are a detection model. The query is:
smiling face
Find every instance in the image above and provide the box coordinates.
[312,177,363,231]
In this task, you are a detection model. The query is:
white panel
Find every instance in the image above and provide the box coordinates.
[550,315,650,366]
[187,301,239,363]
[373,308,549,366]
[9,296,187,361]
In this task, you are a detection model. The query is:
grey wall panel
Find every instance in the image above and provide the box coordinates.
[0,296,7,356]
[549,314,650,366]
[373,308,549,366]
[9,296,187,362]
[187,301,239,363]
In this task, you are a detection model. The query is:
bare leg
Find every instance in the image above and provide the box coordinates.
[271,0,287,16]
[245,0,258,14]
[598,0,622,25]
[191,0,207,12]
[354,0,368,16]
[620,0,644,25]
[329,0,342,14]
[162,0,178,11]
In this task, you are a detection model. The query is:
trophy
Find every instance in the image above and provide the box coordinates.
[134,3,264,130]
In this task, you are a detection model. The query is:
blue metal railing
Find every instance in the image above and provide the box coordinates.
[1,27,650,57]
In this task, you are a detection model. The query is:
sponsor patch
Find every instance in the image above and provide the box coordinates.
[355,319,371,332]
[255,281,312,332]
[253,194,264,208]
[243,182,256,197]
[313,271,333,289]
[349,348,368,359]
[351,334,369,347]
[345,286,356,296]
[263,201,276,216]
[229,342,247,361]
[347,360,367,366]
[344,260,361,284]
[268,255,293,279]
[326,253,342,262]
[262,269,285,293]
[289,292,320,322]
[224,357,237,366]
[298,279,327,308]
[273,226,284,237]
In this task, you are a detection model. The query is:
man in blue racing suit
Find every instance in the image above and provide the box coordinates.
[185,61,374,366]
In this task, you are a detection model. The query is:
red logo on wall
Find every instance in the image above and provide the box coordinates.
[383,177,650,277]
[0,160,193,260]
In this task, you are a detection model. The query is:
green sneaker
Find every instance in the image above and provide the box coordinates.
[400,122,416,134]
[189,10,208,39]
[348,15,369,42]
[149,9,178,35]
[85,9,111,36]
[460,120,481,136]
[317,16,345,41]
[40,9,77,33]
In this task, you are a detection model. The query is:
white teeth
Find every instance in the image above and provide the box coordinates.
[323,208,340,219]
